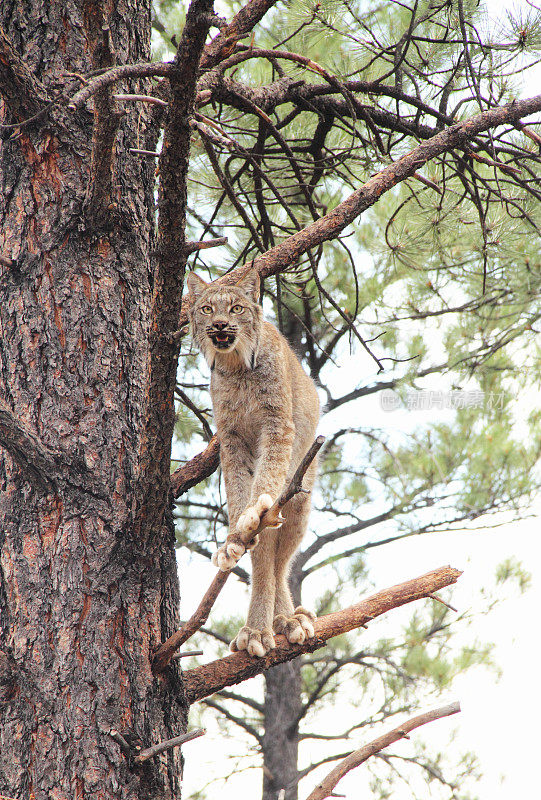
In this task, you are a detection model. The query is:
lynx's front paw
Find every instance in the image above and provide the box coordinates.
[273,607,317,644]
[237,494,275,534]
[230,626,275,658]
[212,535,245,571]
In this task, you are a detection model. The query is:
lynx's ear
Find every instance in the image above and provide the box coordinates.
[235,268,260,302]
[186,272,208,298]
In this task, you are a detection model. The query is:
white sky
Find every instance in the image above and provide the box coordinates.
[178,1,541,797]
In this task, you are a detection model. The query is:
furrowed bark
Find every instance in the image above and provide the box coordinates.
[306,702,461,800]
[182,566,462,703]
[0,24,49,122]
[0,2,183,798]
[83,12,123,229]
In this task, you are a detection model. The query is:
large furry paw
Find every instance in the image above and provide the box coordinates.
[237,494,275,534]
[211,535,245,571]
[230,626,275,658]
[273,607,316,644]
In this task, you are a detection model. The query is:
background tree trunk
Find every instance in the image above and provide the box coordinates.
[262,558,303,800]
[0,2,187,798]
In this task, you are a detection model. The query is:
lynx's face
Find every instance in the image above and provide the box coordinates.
[187,270,263,368]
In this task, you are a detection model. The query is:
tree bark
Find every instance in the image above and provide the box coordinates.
[0,2,186,798]
[262,563,303,800]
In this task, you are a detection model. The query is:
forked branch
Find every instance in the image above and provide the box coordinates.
[306,702,461,800]
[182,566,462,702]
[153,436,325,673]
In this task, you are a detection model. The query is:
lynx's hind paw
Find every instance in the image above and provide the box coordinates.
[230,626,275,658]
[212,536,246,571]
[274,607,317,644]
[237,494,275,534]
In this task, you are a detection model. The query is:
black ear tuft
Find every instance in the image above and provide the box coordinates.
[186,272,209,298]
[235,268,260,302]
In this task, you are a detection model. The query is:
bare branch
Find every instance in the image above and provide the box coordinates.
[202,698,263,744]
[306,702,461,800]
[182,566,462,702]
[200,0,281,72]
[184,236,228,254]
[68,62,173,110]
[153,437,325,673]
[133,728,206,764]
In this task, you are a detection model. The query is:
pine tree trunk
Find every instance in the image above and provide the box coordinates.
[0,3,187,798]
[262,562,303,800]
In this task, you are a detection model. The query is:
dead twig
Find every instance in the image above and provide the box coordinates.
[183,236,228,254]
[133,728,205,765]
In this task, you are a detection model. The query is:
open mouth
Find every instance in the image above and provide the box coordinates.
[209,331,236,349]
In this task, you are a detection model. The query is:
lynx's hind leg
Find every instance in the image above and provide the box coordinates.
[231,530,278,657]
[272,492,317,645]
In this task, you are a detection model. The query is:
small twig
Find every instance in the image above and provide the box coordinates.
[172,649,204,660]
[129,147,160,157]
[427,593,458,613]
[153,436,325,673]
[183,236,228,255]
[175,388,213,442]
[0,255,14,268]
[514,121,541,148]
[133,728,205,764]
[412,171,442,194]
[114,93,167,106]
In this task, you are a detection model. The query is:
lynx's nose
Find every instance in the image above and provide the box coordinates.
[213,319,228,330]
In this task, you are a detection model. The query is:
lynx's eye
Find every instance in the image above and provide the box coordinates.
[200,305,213,315]
[231,304,244,314]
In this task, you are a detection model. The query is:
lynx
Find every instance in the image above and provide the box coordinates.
[187,268,320,657]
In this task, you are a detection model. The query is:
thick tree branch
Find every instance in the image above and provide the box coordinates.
[182,566,462,703]
[175,94,541,329]
[306,702,460,800]
[154,437,324,673]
